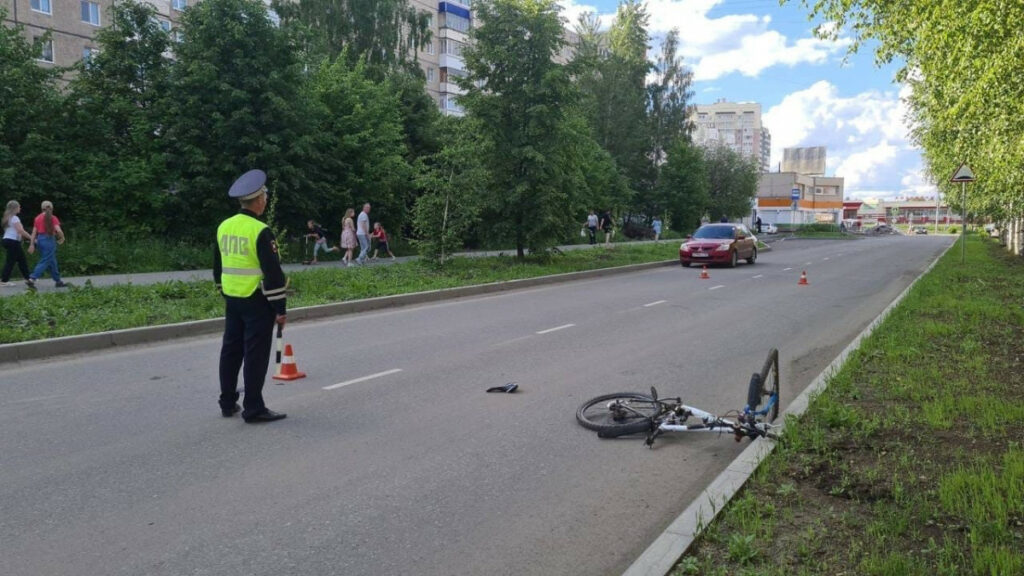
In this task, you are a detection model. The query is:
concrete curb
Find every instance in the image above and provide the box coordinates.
[621,240,956,576]
[0,260,675,365]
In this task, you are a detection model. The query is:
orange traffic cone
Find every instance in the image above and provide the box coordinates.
[699,265,710,279]
[273,344,307,381]
[798,270,809,286]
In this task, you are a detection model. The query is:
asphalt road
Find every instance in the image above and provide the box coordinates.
[0,235,953,576]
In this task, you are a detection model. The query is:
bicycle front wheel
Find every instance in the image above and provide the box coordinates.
[576,393,660,435]
[759,349,780,422]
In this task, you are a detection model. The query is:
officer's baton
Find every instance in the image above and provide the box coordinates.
[274,323,284,372]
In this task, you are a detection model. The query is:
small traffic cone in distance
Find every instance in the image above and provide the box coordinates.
[700,265,710,279]
[273,344,307,381]
[798,270,809,286]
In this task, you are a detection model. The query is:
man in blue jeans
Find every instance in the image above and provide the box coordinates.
[356,202,371,264]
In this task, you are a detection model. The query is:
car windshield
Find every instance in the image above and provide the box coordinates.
[693,226,735,239]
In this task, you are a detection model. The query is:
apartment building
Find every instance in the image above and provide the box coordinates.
[409,0,471,116]
[691,99,771,172]
[1,0,187,70]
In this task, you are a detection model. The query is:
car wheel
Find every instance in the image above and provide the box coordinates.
[681,260,691,267]
[747,247,757,265]
[729,250,738,268]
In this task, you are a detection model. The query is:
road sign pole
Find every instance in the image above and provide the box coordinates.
[961,181,966,264]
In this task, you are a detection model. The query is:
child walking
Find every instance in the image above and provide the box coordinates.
[339,208,358,266]
[370,222,395,260]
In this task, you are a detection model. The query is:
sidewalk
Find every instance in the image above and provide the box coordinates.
[0,241,670,297]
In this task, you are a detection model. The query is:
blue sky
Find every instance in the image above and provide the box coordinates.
[556,0,933,201]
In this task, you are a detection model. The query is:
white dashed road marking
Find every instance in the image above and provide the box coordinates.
[536,324,575,335]
[823,257,830,261]
[709,285,725,291]
[783,267,793,271]
[324,369,403,391]
[643,300,666,307]
[752,274,764,279]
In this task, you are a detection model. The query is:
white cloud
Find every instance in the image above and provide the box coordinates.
[763,81,933,199]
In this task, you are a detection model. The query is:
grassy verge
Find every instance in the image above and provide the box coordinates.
[674,235,1024,575]
[0,243,677,344]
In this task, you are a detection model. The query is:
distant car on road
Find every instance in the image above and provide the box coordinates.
[984,223,1000,238]
[912,226,928,235]
[680,223,757,268]
[761,223,778,234]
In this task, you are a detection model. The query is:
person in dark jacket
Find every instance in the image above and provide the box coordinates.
[214,169,288,423]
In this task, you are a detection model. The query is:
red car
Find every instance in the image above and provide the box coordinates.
[680,223,758,267]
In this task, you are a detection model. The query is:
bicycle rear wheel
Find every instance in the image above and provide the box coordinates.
[759,348,780,422]
[576,393,660,435]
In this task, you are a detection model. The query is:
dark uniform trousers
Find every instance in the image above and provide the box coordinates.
[219,293,276,417]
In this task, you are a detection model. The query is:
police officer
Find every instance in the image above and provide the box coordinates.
[214,169,288,423]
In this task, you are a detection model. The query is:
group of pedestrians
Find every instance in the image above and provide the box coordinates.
[1,200,69,289]
[307,202,394,267]
[584,209,616,246]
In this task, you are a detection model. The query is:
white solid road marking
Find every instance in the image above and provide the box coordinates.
[709,285,725,291]
[324,368,403,391]
[536,323,575,335]
[643,300,667,307]
[752,274,764,279]
[783,267,793,271]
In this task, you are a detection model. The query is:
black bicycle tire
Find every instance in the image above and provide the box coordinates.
[759,349,780,422]
[576,392,660,434]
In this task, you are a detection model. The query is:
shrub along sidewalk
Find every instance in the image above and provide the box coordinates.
[0,243,678,344]
[675,234,1023,575]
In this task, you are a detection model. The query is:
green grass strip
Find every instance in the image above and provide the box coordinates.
[676,235,1024,576]
[0,243,678,344]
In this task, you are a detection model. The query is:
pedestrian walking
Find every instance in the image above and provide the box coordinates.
[214,169,287,424]
[1,201,35,288]
[356,202,371,264]
[27,200,68,288]
[755,216,762,234]
[652,217,662,242]
[340,208,357,266]
[305,219,339,264]
[585,210,598,245]
[599,209,614,246]
[370,222,395,260]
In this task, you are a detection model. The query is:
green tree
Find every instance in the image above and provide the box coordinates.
[460,0,591,258]
[0,12,68,213]
[412,117,489,263]
[65,0,172,233]
[308,54,413,234]
[793,0,1024,223]
[164,0,319,233]
[658,139,709,233]
[274,0,431,73]
[646,28,695,222]
[703,145,759,222]
[571,1,652,219]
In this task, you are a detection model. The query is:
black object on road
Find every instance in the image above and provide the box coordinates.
[486,383,519,393]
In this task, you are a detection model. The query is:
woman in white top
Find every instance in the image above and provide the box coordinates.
[1,200,35,287]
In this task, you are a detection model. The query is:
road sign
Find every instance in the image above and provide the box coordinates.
[950,162,975,183]
[790,187,800,200]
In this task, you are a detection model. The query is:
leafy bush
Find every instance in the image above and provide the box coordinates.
[38,229,210,275]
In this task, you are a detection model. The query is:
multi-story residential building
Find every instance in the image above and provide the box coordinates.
[1,0,187,71]
[691,99,771,172]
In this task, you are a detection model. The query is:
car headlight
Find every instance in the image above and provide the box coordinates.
[714,242,732,252]
[680,244,690,252]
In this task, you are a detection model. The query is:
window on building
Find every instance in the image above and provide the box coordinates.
[426,67,435,82]
[81,1,101,25]
[159,19,171,32]
[36,37,54,63]
[172,30,184,43]
[425,41,435,55]
[441,12,470,33]
[31,0,52,14]
[173,0,187,11]
[441,39,464,56]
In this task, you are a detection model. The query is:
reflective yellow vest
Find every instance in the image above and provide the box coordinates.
[217,213,268,298]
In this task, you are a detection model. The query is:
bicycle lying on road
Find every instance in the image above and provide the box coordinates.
[576,349,781,447]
